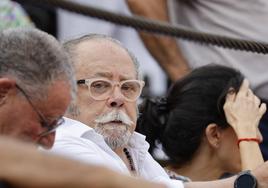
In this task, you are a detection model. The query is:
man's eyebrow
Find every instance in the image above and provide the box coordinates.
[92,72,134,80]
[93,72,113,78]
[119,75,134,80]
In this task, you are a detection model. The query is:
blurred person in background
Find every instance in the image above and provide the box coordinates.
[0,0,33,30]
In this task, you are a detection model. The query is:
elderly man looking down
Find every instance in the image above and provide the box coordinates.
[0,28,74,148]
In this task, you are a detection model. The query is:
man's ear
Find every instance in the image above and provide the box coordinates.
[0,78,16,105]
[205,123,221,149]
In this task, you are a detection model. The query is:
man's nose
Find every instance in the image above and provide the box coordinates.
[107,86,124,108]
[38,132,56,149]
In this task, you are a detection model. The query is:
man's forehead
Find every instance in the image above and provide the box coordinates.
[75,39,133,63]
[76,39,121,53]
[74,40,137,80]
[77,67,135,81]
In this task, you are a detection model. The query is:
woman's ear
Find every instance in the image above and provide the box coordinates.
[0,78,16,105]
[205,123,221,149]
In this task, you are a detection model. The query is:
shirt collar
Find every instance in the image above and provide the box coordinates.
[62,117,150,151]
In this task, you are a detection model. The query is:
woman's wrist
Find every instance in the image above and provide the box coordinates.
[233,123,258,138]
[237,138,261,147]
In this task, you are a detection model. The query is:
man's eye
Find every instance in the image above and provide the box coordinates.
[91,81,111,93]
[122,83,138,92]
[92,81,109,88]
[121,85,133,91]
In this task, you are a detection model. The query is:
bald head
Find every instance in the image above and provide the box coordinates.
[63,34,140,79]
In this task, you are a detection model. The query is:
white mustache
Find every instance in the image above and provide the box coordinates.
[95,110,134,126]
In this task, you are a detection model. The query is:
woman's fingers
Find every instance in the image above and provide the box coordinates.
[259,103,267,118]
[254,95,261,107]
[226,90,236,103]
[237,79,250,98]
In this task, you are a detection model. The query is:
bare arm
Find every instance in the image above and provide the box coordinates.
[185,176,235,188]
[224,79,266,170]
[127,0,190,81]
[0,136,166,188]
[185,161,268,188]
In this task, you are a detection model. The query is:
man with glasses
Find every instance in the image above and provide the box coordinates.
[50,34,183,187]
[0,27,74,148]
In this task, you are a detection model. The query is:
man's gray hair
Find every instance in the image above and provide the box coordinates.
[0,28,76,101]
[63,34,141,79]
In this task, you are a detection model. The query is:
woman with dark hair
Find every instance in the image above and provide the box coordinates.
[137,64,266,181]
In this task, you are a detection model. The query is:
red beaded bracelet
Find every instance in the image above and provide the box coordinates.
[237,138,261,146]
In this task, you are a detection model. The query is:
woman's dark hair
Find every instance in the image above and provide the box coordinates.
[137,64,244,166]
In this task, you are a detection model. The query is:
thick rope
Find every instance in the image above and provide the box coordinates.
[14,0,268,54]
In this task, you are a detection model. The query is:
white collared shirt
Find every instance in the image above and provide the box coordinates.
[50,117,183,188]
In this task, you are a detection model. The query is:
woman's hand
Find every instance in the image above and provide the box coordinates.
[223,79,266,139]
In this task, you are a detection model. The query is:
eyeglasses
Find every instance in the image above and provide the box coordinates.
[16,84,65,137]
[77,78,145,102]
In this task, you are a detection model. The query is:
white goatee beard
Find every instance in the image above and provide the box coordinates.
[94,110,134,150]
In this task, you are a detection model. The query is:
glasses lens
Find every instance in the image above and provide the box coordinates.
[89,80,112,100]
[121,81,142,101]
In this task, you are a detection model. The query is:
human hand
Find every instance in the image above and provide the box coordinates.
[223,79,266,138]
